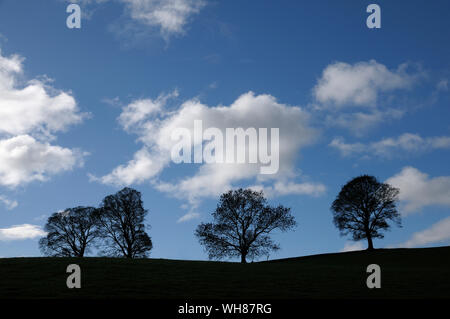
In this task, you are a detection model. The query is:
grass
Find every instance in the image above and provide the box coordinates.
[0,246,449,299]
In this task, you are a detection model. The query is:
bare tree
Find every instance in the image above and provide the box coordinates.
[331,175,401,250]
[95,187,152,258]
[39,207,99,257]
[195,188,296,263]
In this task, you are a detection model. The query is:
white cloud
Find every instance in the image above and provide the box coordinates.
[399,217,450,248]
[330,133,450,158]
[250,181,325,198]
[386,167,450,214]
[0,195,18,210]
[313,60,419,107]
[0,135,85,188]
[0,49,83,138]
[0,224,47,241]
[118,90,178,131]
[0,49,86,188]
[69,0,206,40]
[95,91,324,221]
[314,60,424,135]
[329,137,365,157]
[177,211,200,223]
[341,241,364,252]
[437,79,448,92]
[91,147,165,186]
[325,108,404,136]
[372,134,450,156]
[122,0,206,39]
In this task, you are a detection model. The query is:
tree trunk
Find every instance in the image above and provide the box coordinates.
[240,253,247,264]
[79,244,85,257]
[367,236,374,250]
[127,244,133,258]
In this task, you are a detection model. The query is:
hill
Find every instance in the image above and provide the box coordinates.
[0,246,449,299]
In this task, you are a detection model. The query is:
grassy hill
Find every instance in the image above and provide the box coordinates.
[0,246,449,299]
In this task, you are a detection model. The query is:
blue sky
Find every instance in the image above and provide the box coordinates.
[0,0,449,260]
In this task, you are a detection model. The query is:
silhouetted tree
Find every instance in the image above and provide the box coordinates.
[195,188,296,263]
[39,207,99,257]
[331,175,401,250]
[95,187,152,258]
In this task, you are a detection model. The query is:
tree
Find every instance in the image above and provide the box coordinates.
[331,175,401,250]
[195,188,296,263]
[95,187,152,258]
[39,206,99,257]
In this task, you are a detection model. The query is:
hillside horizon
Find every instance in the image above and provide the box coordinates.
[1,246,449,299]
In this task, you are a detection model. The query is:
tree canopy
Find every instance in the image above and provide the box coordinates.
[39,206,99,257]
[95,187,153,258]
[331,175,401,250]
[196,188,296,263]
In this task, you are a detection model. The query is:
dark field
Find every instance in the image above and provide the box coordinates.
[1,246,449,299]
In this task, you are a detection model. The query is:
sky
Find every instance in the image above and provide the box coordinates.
[0,0,449,260]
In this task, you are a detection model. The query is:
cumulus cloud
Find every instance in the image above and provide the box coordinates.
[399,217,450,248]
[325,108,404,136]
[0,195,18,210]
[0,135,85,188]
[329,138,365,157]
[313,60,419,107]
[177,211,200,223]
[371,134,450,156]
[69,0,206,40]
[330,133,450,158]
[386,167,450,214]
[0,49,86,188]
[0,224,47,241]
[92,147,165,186]
[313,60,424,135]
[437,79,448,92]
[0,50,83,138]
[94,91,325,221]
[341,241,364,252]
[249,181,325,198]
[118,90,178,131]
[122,0,205,38]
